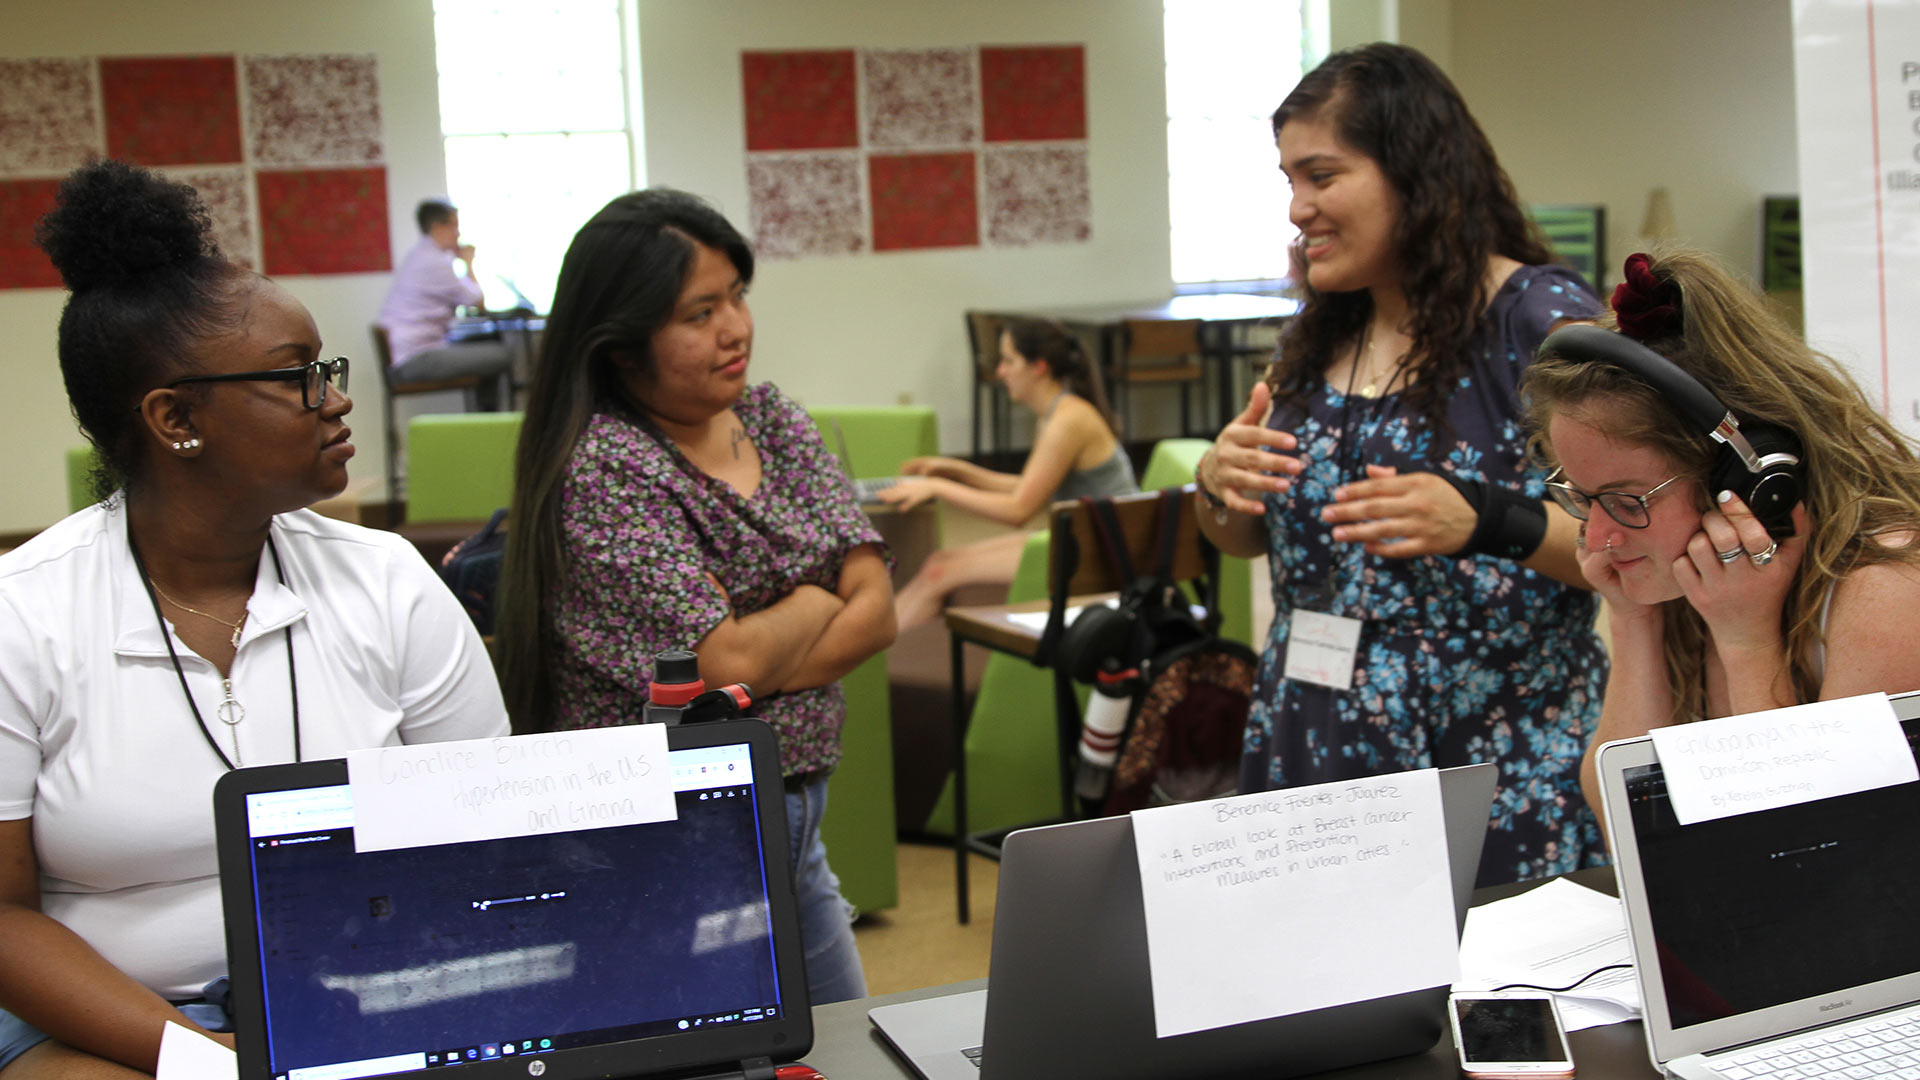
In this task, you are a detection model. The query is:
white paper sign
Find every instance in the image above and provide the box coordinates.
[157,1021,236,1080]
[1129,769,1457,1038]
[1794,0,1920,439]
[348,725,676,853]
[1283,610,1363,690]
[1648,693,1918,825]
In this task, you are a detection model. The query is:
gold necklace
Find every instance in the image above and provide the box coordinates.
[148,578,248,647]
[1357,327,1404,398]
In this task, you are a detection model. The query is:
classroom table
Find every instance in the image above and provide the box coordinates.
[804,867,1662,1079]
[968,293,1301,456]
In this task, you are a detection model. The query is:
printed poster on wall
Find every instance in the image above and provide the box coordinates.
[1793,0,1920,438]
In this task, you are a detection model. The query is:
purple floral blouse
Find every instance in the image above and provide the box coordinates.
[549,383,885,776]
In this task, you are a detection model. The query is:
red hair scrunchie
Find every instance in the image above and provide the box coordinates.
[1610,252,1683,341]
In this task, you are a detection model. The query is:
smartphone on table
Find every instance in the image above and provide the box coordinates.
[1448,991,1575,1078]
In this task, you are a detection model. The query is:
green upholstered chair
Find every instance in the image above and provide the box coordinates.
[67,446,102,512]
[921,531,1082,839]
[801,404,937,915]
[1139,438,1255,647]
[402,413,523,523]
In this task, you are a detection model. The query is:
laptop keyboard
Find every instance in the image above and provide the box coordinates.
[1706,1006,1920,1079]
[851,476,899,503]
[960,1044,984,1069]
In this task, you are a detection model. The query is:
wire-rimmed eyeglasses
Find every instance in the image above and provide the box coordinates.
[1544,467,1682,529]
[165,357,350,410]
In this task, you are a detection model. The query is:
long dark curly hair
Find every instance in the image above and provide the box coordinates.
[1265,43,1553,436]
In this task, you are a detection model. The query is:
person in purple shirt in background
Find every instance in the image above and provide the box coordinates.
[376,198,512,410]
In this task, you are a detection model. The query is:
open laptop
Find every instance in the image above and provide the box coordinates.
[213,719,811,1080]
[821,417,901,506]
[1595,689,1920,1079]
[870,762,1498,1080]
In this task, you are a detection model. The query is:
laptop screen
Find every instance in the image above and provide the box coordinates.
[230,737,791,1079]
[1619,715,1920,1031]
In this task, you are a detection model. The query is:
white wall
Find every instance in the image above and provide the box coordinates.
[0,0,1802,534]
[0,0,447,533]
[1448,0,1797,284]
[635,0,1173,454]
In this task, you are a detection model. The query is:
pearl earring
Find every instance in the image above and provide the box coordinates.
[186,438,201,449]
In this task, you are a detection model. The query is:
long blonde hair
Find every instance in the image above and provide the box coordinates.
[1525,246,1920,723]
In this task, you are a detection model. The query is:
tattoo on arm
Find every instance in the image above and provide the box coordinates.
[730,426,748,460]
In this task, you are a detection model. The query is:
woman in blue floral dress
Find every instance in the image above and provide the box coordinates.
[1194,44,1608,885]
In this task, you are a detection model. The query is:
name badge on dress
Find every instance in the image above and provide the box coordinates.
[1283,610,1364,691]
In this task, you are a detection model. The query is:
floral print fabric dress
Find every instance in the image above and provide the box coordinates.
[1241,264,1609,885]
[549,382,884,776]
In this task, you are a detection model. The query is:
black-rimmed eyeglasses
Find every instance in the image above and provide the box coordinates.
[165,357,350,410]
[1544,467,1682,529]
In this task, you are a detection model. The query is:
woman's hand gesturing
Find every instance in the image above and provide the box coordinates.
[1321,464,1476,558]
[1198,383,1302,515]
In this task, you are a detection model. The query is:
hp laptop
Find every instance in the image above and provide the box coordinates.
[1596,689,1920,1079]
[870,762,1498,1080]
[213,719,811,1080]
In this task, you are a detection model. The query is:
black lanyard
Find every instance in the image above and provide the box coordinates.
[127,518,302,770]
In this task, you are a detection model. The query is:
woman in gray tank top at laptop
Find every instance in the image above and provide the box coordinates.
[884,318,1138,631]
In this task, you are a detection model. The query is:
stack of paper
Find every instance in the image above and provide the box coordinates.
[1454,877,1642,1031]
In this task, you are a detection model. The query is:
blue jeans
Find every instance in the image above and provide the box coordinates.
[785,775,868,1005]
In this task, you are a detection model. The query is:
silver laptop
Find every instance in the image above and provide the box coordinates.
[871,763,1498,1080]
[1595,689,1920,1079]
[821,417,902,505]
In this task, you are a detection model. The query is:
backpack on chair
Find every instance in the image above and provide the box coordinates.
[1040,488,1258,816]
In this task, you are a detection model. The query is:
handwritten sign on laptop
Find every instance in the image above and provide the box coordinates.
[348,724,676,853]
[1129,769,1456,1038]
[1648,692,1918,825]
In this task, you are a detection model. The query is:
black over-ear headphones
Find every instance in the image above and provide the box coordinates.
[1536,324,1804,539]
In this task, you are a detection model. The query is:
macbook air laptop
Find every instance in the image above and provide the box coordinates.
[213,718,811,1080]
[871,762,1498,1080]
[1596,689,1920,1079]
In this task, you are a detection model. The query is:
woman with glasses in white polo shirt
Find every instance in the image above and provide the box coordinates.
[0,160,507,1078]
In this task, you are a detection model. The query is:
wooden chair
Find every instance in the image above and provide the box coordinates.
[371,324,483,503]
[940,486,1221,921]
[964,310,1009,458]
[1115,318,1209,438]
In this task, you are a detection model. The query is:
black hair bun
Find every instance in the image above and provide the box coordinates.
[35,159,219,293]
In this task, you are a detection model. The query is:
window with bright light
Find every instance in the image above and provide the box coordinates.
[1164,0,1322,286]
[433,0,641,312]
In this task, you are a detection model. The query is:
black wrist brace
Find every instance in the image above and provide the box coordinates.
[1441,474,1548,561]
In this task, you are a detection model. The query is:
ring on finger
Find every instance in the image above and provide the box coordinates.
[1749,539,1779,567]
[1715,546,1744,564]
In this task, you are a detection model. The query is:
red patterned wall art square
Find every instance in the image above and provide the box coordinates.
[980,46,1086,142]
[749,152,865,259]
[0,59,103,175]
[101,56,243,166]
[0,180,63,289]
[869,152,978,252]
[256,167,390,276]
[742,51,858,151]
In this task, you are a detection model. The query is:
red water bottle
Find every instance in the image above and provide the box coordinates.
[645,649,706,725]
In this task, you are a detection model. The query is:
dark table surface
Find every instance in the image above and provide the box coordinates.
[801,867,1659,1079]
